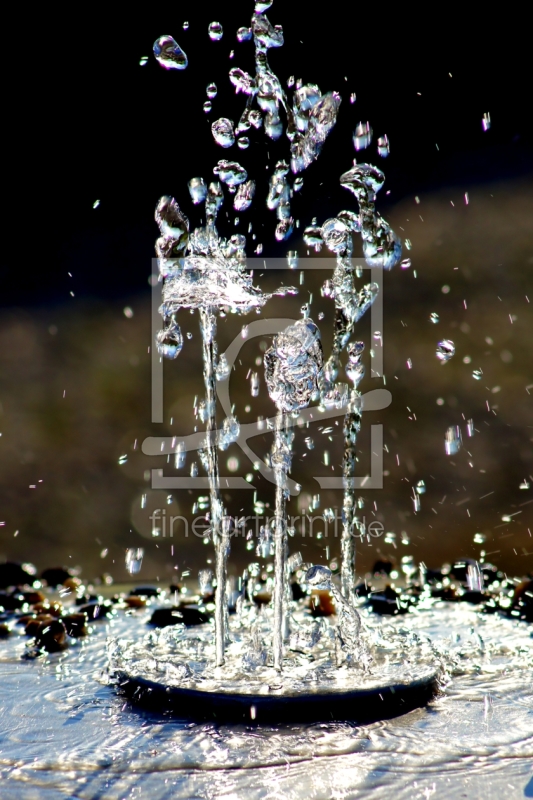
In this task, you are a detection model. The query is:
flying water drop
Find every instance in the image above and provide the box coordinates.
[237,26,252,42]
[212,118,235,148]
[234,179,256,211]
[208,21,223,41]
[126,548,144,575]
[238,136,250,149]
[153,35,188,70]
[377,134,390,157]
[430,312,439,324]
[156,318,183,359]
[445,425,462,455]
[203,101,212,113]
[472,368,483,380]
[188,177,207,205]
[353,121,373,151]
[206,82,217,99]
[436,339,455,363]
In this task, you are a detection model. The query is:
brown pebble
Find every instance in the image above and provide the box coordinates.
[35,619,68,652]
[253,591,272,606]
[33,601,63,618]
[61,612,88,637]
[309,590,336,617]
[124,595,147,609]
[22,590,45,605]
[63,577,82,591]
[25,615,54,636]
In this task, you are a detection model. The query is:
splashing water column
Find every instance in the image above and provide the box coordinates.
[265,318,323,670]
[198,307,228,667]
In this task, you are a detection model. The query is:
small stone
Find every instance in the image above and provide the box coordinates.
[149,606,210,627]
[78,602,113,620]
[0,562,34,589]
[124,595,147,609]
[130,586,161,598]
[61,613,88,637]
[34,619,68,653]
[0,592,25,611]
[41,567,72,588]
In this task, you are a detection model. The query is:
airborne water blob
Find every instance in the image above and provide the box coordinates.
[208,21,223,41]
[211,118,235,148]
[153,35,188,70]
[436,339,456,363]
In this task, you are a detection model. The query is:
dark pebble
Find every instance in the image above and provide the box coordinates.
[34,619,68,653]
[510,579,533,621]
[130,586,161,598]
[291,581,307,601]
[41,567,72,588]
[372,560,394,577]
[0,623,11,638]
[0,592,25,611]
[79,602,113,620]
[149,606,210,627]
[62,613,89,637]
[367,585,410,616]
[0,562,34,589]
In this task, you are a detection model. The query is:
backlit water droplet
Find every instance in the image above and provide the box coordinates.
[445,425,462,455]
[472,368,483,380]
[153,35,188,70]
[208,21,223,41]
[206,82,217,99]
[212,118,235,148]
[353,121,373,151]
[237,26,252,42]
[126,548,144,575]
[436,339,455,363]
[430,312,439,324]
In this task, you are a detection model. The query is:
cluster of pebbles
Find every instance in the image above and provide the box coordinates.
[1,558,533,659]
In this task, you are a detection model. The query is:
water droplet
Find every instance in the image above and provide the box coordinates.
[182,21,189,30]
[153,35,188,70]
[188,177,207,205]
[190,462,198,478]
[353,121,373,151]
[237,136,250,149]
[250,372,259,397]
[118,454,128,465]
[234,179,256,211]
[219,416,240,450]
[520,480,530,490]
[264,318,324,413]
[482,112,491,131]
[203,101,212,113]
[198,569,213,595]
[156,318,183,359]
[436,339,455,363]
[445,425,462,455]
[216,353,230,381]
[208,21,223,41]
[401,258,411,269]
[305,436,314,450]
[237,26,252,42]
[472,368,483,380]
[139,56,148,66]
[287,251,299,269]
[416,480,426,494]
[350,92,356,104]
[206,82,217,99]
[430,312,439,324]
[473,532,486,544]
[466,419,474,437]
[214,159,248,187]
[211,117,235,148]
[126,548,144,574]
[255,0,273,11]
[377,134,390,157]
[93,199,100,209]
[406,358,412,369]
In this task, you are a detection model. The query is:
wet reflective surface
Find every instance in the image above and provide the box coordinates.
[2,603,533,798]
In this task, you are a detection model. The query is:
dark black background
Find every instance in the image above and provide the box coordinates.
[2,3,532,307]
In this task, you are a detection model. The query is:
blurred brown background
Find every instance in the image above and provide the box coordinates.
[1,175,532,583]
